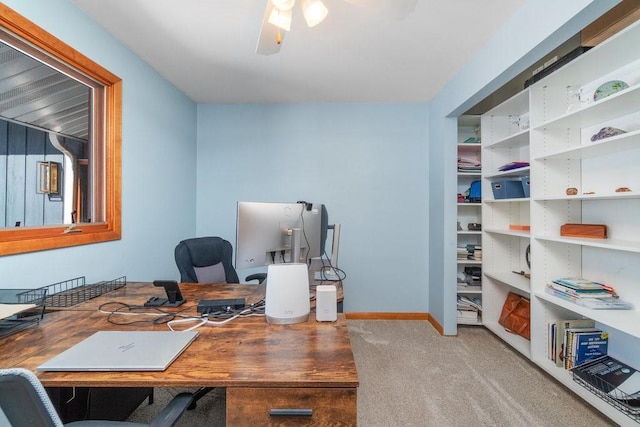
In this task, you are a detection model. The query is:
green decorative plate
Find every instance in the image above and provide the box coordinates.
[593,80,629,101]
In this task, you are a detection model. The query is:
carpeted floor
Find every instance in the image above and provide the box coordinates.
[349,320,614,426]
[127,320,616,426]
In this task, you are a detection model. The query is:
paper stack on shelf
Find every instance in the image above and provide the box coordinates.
[457,295,481,322]
[457,309,479,322]
[545,277,633,310]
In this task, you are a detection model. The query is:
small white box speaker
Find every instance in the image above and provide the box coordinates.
[315,285,337,322]
[265,263,310,325]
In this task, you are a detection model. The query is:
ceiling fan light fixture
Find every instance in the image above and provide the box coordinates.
[271,0,296,11]
[268,6,293,31]
[300,0,328,27]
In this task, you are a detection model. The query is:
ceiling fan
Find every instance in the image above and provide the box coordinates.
[256,0,418,55]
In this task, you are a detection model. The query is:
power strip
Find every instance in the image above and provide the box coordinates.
[197,298,246,315]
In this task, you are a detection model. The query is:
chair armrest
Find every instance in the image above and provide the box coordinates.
[149,392,193,427]
[245,273,267,284]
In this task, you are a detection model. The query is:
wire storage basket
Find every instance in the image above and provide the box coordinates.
[572,355,640,423]
[15,276,126,308]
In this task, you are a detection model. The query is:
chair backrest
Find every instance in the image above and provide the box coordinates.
[0,368,64,427]
[174,237,240,284]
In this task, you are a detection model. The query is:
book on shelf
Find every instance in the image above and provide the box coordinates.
[457,246,469,259]
[575,297,633,310]
[457,244,482,261]
[546,286,634,310]
[570,330,608,369]
[547,281,613,299]
[563,328,607,370]
[551,318,595,368]
[553,278,616,293]
[545,277,633,310]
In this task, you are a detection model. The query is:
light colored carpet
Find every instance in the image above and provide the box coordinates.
[349,320,614,427]
[127,320,616,426]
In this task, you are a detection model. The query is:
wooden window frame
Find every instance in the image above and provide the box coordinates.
[0,4,121,256]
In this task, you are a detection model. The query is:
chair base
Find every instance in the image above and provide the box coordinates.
[188,386,214,410]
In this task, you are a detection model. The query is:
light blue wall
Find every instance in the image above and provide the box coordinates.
[0,0,622,323]
[0,0,197,289]
[196,103,429,312]
[427,0,620,334]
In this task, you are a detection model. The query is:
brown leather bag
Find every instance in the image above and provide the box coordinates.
[498,292,530,340]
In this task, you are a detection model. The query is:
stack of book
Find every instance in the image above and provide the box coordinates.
[457,295,482,322]
[548,318,609,370]
[457,245,470,261]
[472,245,482,260]
[457,244,481,261]
[545,277,633,310]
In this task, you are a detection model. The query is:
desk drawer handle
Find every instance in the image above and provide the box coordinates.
[269,408,313,417]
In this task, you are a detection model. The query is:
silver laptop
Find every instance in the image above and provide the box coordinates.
[37,330,198,372]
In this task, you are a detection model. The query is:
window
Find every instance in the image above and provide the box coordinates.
[0,4,121,255]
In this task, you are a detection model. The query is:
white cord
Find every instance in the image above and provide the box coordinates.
[167,313,266,331]
[98,308,164,317]
[99,305,265,332]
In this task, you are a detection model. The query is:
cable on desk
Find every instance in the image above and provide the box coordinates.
[98,302,191,326]
[166,299,266,332]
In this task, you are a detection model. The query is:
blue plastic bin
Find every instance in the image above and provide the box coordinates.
[521,176,530,198]
[491,180,525,199]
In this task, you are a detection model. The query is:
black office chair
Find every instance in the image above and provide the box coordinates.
[174,236,265,284]
[0,368,193,427]
[173,237,265,408]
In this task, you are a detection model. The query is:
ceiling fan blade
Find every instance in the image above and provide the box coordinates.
[256,1,285,55]
[343,0,418,20]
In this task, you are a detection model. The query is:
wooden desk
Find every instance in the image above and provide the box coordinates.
[0,282,358,426]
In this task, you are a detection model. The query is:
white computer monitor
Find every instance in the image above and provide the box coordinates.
[235,201,328,269]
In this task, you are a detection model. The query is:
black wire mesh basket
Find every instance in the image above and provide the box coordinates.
[15,276,126,308]
[572,355,640,423]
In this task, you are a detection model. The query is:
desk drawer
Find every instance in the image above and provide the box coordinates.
[227,387,356,426]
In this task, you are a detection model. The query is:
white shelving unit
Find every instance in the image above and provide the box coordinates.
[457,116,482,325]
[480,89,532,355]
[481,20,640,426]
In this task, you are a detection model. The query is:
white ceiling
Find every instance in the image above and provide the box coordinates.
[71,0,524,104]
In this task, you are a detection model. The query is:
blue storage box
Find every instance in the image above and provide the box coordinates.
[491,180,525,199]
[521,176,530,198]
